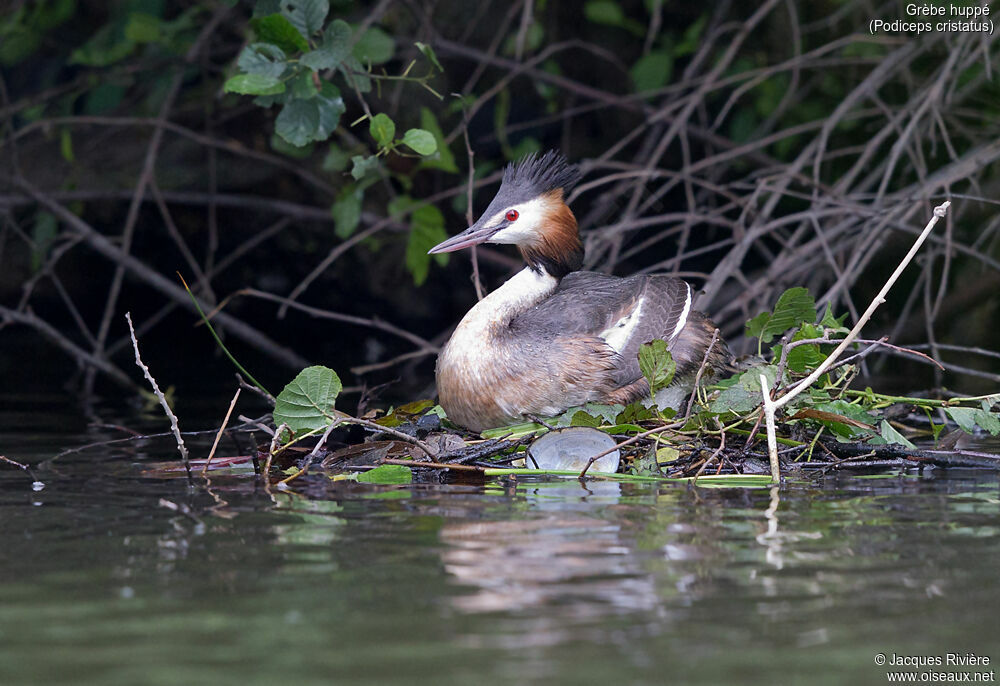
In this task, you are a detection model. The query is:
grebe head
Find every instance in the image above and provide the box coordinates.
[428,151,584,277]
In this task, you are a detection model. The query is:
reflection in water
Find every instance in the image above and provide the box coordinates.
[2,424,1000,686]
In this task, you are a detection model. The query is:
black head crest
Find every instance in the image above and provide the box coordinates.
[501,150,581,198]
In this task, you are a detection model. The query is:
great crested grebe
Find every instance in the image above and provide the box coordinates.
[429,151,732,432]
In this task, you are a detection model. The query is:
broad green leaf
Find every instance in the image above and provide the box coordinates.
[630,50,672,92]
[237,42,288,79]
[351,154,379,180]
[270,132,313,158]
[745,311,770,340]
[69,23,135,66]
[289,70,318,99]
[250,13,308,54]
[124,13,162,43]
[945,407,978,434]
[273,365,342,434]
[638,339,675,393]
[331,186,362,239]
[675,13,708,56]
[877,420,916,449]
[352,26,395,64]
[570,411,602,428]
[224,73,285,96]
[281,0,328,38]
[275,99,319,146]
[760,287,816,343]
[406,205,449,285]
[415,41,443,71]
[301,19,351,70]
[401,128,437,155]
[339,55,371,93]
[709,365,779,415]
[323,144,350,172]
[820,302,850,331]
[314,83,345,139]
[356,464,413,484]
[584,0,625,26]
[974,407,1000,436]
[417,107,458,173]
[785,342,823,373]
[369,113,395,147]
[387,195,417,219]
[254,0,282,16]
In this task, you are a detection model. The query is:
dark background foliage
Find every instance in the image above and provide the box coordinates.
[2,0,998,410]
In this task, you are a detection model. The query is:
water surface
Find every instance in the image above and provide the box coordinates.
[2,395,998,685]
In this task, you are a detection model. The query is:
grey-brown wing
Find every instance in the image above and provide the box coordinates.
[508,272,692,384]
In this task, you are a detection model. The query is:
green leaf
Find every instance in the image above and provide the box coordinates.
[407,205,448,285]
[417,108,458,173]
[415,41,443,71]
[301,19,351,70]
[289,70,318,99]
[352,26,395,64]
[281,0,328,38]
[709,365,779,415]
[584,0,626,26]
[974,407,1000,436]
[124,12,162,43]
[570,411,602,428]
[356,464,413,484]
[273,365,342,434]
[785,342,823,373]
[237,42,288,78]
[745,311,771,340]
[31,211,58,272]
[323,144,350,172]
[387,195,417,219]
[820,302,850,332]
[315,82,345,138]
[69,23,135,66]
[945,407,978,434]
[331,186,362,239]
[761,287,816,343]
[675,14,708,56]
[369,113,395,147]
[224,73,286,96]
[274,85,343,146]
[630,50,673,92]
[638,339,675,394]
[250,13,309,54]
[275,99,319,146]
[59,128,74,163]
[339,55,371,93]
[878,420,916,449]
[351,155,379,180]
[401,128,437,155]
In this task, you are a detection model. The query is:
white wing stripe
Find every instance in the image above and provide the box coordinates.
[668,283,691,344]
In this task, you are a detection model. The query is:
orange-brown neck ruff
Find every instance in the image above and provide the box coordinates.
[518,191,583,278]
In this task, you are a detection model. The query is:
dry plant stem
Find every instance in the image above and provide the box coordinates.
[342,414,435,459]
[264,423,287,482]
[683,328,720,420]
[125,312,190,479]
[578,421,683,478]
[760,374,780,483]
[761,201,951,481]
[203,387,241,476]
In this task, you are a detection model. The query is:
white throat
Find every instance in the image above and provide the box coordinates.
[450,266,558,340]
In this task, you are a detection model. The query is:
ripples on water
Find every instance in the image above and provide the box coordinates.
[1,396,998,685]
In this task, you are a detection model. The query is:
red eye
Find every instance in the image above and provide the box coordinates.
[505,209,519,222]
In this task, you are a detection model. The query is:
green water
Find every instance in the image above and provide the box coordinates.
[2,395,998,685]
